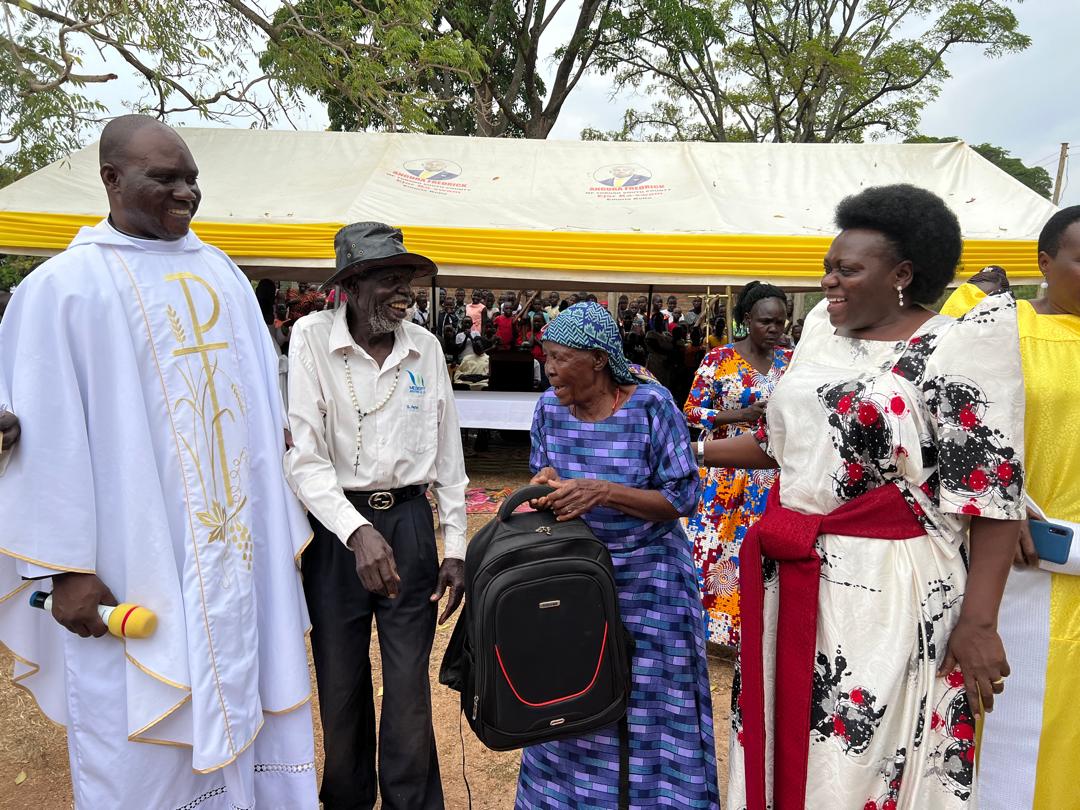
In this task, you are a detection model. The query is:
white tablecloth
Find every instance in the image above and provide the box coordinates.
[454,390,541,431]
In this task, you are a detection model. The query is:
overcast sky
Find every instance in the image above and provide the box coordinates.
[44,0,1080,205]
[542,0,1080,205]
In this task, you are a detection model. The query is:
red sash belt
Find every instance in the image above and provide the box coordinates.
[740,483,925,810]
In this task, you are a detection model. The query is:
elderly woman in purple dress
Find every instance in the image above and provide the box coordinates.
[515,302,719,810]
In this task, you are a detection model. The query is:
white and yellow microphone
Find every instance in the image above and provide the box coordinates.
[29,591,157,639]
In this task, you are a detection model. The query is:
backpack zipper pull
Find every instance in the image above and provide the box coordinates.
[472,694,479,721]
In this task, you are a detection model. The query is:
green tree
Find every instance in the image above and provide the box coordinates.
[592,0,1030,143]
[0,1,478,284]
[261,0,619,138]
[259,0,481,134]
[0,0,479,159]
[905,135,1053,199]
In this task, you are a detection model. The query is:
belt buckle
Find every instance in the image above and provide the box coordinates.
[368,491,395,510]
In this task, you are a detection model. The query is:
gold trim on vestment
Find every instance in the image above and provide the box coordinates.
[6,644,40,686]
[0,640,63,730]
[294,530,314,569]
[124,651,191,692]
[112,249,241,755]
[0,546,94,574]
[0,579,34,606]
[192,717,265,774]
[128,693,193,741]
[263,692,312,715]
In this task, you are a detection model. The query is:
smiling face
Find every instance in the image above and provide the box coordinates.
[821,228,912,333]
[344,265,415,335]
[101,126,201,240]
[1039,221,1080,317]
[543,342,608,406]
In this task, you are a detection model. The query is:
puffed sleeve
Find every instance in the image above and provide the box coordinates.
[683,346,729,430]
[647,387,702,516]
[939,283,987,318]
[920,293,1026,521]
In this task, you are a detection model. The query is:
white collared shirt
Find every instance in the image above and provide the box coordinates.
[283,306,468,558]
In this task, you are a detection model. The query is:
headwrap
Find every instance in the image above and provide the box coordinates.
[543,302,644,385]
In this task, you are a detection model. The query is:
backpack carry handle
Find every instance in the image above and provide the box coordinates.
[497,485,555,521]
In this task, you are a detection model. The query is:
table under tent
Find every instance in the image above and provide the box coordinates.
[0,130,1059,428]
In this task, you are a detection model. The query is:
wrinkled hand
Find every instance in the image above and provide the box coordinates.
[533,477,611,522]
[1014,509,1040,568]
[51,573,117,638]
[529,467,562,509]
[530,466,562,487]
[939,618,1010,715]
[0,410,20,452]
[430,558,465,625]
[349,525,400,598]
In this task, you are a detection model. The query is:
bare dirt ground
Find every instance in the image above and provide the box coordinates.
[0,448,733,809]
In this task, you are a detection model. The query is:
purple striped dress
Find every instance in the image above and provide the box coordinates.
[515,383,720,809]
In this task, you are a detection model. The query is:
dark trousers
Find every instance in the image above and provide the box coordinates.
[303,493,443,810]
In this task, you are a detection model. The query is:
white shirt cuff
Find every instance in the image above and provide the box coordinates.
[442,532,466,560]
[334,509,370,549]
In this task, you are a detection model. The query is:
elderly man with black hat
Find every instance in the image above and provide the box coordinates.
[284,222,468,810]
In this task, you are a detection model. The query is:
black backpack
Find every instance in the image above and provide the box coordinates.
[439,484,633,803]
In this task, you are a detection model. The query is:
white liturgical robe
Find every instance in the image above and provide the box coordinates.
[0,221,317,809]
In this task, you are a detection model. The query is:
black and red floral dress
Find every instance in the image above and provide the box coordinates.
[727,295,1026,810]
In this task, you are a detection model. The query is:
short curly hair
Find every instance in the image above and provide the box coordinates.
[834,184,962,305]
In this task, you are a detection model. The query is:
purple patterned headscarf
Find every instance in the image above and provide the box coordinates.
[543,302,647,385]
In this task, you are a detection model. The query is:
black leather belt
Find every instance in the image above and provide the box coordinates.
[346,484,428,511]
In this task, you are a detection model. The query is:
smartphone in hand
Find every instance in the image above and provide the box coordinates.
[1030,519,1074,565]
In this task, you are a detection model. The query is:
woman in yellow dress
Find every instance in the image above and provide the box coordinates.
[942,206,1080,810]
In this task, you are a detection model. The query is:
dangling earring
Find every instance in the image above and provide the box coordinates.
[1041,278,1049,291]
[896,285,905,308]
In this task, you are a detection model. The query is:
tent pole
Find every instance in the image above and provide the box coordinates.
[430,276,437,330]
[725,286,733,337]
[706,285,711,341]
[647,284,654,320]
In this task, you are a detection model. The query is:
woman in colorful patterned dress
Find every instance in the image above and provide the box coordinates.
[683,281,791,647]
[516,302,719,810]
[705,185,1025,810]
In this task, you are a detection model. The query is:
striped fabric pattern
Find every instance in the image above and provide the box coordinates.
[515,384,719,809]
[543,301,639,385]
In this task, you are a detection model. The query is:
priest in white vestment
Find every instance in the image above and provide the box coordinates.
[0,117,318,809]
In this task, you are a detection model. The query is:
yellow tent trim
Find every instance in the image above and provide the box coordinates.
[0,211,1042,280]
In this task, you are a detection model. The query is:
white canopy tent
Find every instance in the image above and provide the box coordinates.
[0,130,1058,290]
